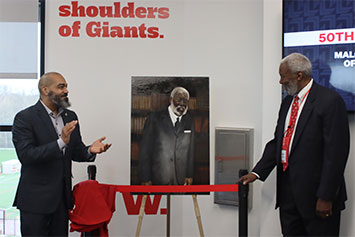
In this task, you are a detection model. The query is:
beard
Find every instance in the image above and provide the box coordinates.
[283,80,298,96]
[48,91,71,109]
[171,103,188,116]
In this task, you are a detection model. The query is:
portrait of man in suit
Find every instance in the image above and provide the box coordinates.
[139,87,195,185]
[12,72,111,236]
[130,77,210,186]
[240,53,350,236]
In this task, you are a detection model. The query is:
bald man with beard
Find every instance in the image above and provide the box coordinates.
[138,87,195,185]
[12,72,111,236]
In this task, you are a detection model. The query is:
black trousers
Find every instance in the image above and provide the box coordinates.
[20,197,69,236]
[279,170,341,237]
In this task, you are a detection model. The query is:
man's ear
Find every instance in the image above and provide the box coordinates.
[297,72,303,81]
[41,86,49,96]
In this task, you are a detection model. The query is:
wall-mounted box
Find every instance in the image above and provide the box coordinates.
[214,127,253,207]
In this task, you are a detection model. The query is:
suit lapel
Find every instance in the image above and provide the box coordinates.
[163,108,185,135]
[279,96,292,135]
[61,110,70,125]
[35,101,58,140]
[162,109,175,132]
[290,83,317,154]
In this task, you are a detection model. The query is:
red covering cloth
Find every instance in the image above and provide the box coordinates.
[69,180,116,237]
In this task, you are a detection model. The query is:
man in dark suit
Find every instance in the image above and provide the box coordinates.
[240,53,350,236]
[12,72,112,236]
[139,87,195,185]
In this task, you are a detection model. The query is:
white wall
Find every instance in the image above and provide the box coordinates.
[259,0,283,235]
[44,0,354,236]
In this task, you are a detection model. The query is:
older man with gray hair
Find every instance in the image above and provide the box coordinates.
[139,86,195,185]
[240,53,350,236]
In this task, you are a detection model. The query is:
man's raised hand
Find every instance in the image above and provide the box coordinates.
[61,120,78,144]
[89,136,112,154]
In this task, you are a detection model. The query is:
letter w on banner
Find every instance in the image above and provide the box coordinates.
[122,193,164,215]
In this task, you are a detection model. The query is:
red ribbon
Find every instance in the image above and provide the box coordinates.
[100,184,238,193]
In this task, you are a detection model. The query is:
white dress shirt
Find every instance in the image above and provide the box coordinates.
[168,105,182,126]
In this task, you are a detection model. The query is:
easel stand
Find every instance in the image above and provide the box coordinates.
[135,194,204,237]
[192,194,204,236]
[135,195,147,237]
[167,195,171,236]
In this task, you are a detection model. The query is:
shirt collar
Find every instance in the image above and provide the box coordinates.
[40,100,64,117]
[168,105,181,123]
[296,78,313,102]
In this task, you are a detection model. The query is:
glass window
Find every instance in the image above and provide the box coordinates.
[0,22,39,75]
[0,79,39,125]
[0,22,40,126]
[0,1,41,235]
[0,133,19,236]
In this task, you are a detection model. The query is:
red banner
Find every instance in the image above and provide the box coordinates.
[101,184,238,193]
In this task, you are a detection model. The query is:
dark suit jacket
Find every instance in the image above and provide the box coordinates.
[138,108,195,185]
[12,101,94,214]
[253,82,350,218]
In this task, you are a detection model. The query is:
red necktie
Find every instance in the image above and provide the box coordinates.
[281,95,299,171]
